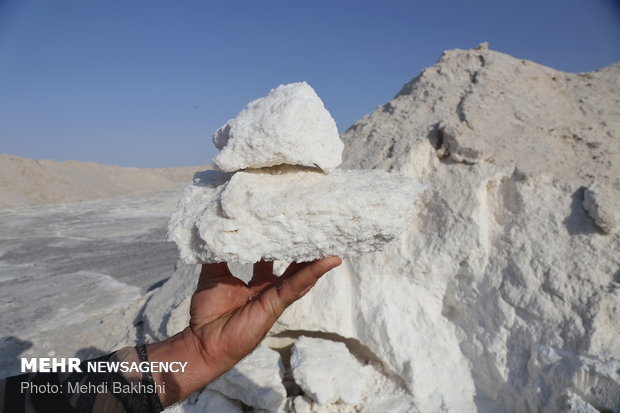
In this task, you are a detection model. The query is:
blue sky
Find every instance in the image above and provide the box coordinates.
[1,0,619,167]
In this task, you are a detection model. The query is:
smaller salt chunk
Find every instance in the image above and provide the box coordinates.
[165,388,242,413]
[291,336,365,406]
[583,183,620,234]
[290,396,313,413]
[212,82,344,172]
[208,346,286,411]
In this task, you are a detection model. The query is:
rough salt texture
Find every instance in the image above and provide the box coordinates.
[273,45,620,412]
[208,346,287,412]
[291,336,365,405]
[212,82,344,172]
[583,182,620,234]
[168,166,424,264]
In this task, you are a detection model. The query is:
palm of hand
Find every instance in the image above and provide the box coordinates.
[187,259,341,377]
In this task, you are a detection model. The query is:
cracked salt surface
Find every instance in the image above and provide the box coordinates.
[0,189,182,377]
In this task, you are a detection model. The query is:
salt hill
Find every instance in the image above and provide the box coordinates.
[0,154,206,208]
[277,44,620,412]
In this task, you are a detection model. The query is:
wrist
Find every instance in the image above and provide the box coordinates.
[146,328,215,407]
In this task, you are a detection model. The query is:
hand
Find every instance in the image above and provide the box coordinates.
[147,257,342,407]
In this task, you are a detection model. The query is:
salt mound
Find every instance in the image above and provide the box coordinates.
[273,45,620,412]
[212,82,344,172]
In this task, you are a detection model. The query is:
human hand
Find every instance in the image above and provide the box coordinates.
[147,257,342,407]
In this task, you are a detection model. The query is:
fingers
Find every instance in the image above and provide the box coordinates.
[200,262,233,279]
[280,262,306,279]
[262,256,342,316]
[249,260,277,287]
[253,260,273,275]
[197,262,245,292]
[200,262,231,277]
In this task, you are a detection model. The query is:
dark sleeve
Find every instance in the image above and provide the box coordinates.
[0,345,164,413]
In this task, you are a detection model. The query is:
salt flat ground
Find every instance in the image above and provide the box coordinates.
[0,188,184,377]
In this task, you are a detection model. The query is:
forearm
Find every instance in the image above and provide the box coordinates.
[145,327,218,407]
[1,346,163,413]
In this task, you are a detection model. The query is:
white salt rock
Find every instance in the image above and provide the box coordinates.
[168,166,424,264]
[212,82,344,172]
[290,336,365,406]
[290,396,313,413]
[365,396,416,413]
[562,392,600,413]
[583,183,620,234]
[208,346,287,411]
[164,388,242,413]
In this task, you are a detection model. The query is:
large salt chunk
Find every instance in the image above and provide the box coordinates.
[212,82,344,172]
[168,166,424,264]
[290,336,365,405]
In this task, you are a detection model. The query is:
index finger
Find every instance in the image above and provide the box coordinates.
[200,262,233,279]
